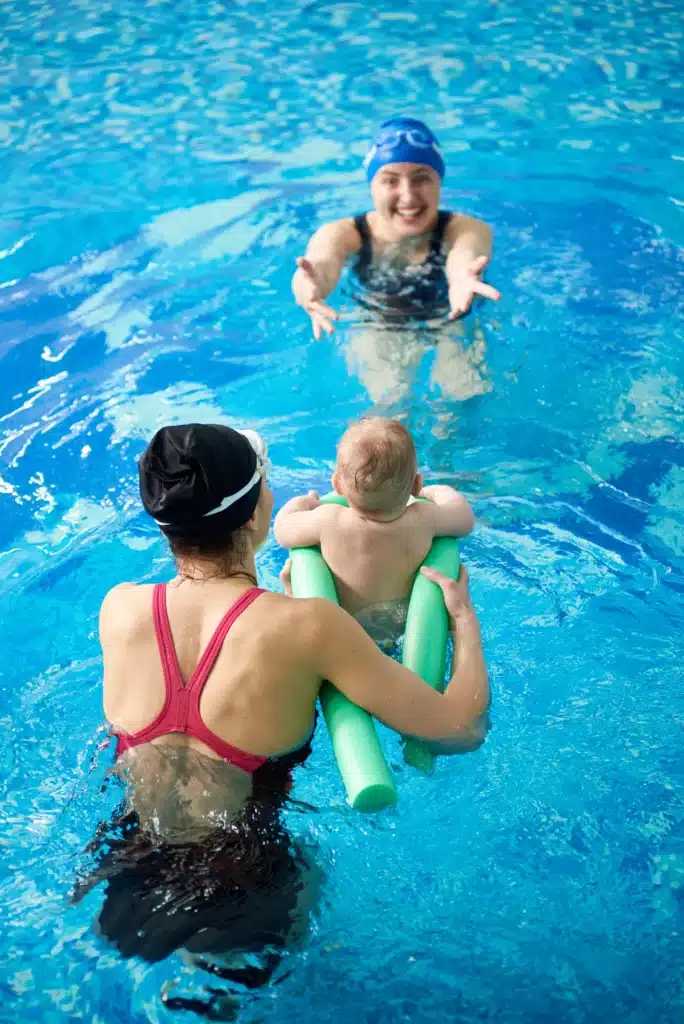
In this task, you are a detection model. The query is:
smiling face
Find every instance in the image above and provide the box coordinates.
[370,162,442,239]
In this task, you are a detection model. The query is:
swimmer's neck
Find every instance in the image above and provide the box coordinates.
[173,549,258,588]
[349,503,408,524]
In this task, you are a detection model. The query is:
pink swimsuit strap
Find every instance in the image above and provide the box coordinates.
[113,584,267,774]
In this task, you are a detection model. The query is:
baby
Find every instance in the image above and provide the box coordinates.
[274,417,474,646]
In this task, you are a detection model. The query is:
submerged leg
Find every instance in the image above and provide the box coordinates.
[345,322,426,409]
[431,320,492,402]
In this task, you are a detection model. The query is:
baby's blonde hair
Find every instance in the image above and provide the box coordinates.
[335,417,417,514]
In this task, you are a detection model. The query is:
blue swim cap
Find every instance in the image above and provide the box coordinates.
[364,117,445,184]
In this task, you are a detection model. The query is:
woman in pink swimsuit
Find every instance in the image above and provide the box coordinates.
[78,422,489,1003]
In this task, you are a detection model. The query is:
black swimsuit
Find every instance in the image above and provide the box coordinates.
[351,210,452,318]
[72,736,316,971]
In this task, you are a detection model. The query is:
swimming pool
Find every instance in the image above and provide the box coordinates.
[1,0,683,1018]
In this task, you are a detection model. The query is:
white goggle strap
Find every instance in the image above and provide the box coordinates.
[202,468,262,518]
[203,429,268,518]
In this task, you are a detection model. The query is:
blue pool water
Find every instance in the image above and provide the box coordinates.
[1,0,683,1019]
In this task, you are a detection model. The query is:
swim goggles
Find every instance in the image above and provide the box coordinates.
[203,429,270,519]
[373,125,440,150]
[363,127,443,172]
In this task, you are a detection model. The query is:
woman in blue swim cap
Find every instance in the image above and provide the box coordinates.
[292,116,501,340]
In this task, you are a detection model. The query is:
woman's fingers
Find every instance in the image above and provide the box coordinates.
[309,304,337,339]
[471,279,501,301]
[308,300,338,322]
[448,295,472,319]
[420,564,473,621]
[469,254,489,274]
[296,256,317,278]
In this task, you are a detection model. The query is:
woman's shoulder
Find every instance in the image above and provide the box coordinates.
[313,216,363,254]
[257,589,335,623]
[99,582,155,638]
[101,580,153,606]
[256,590,349,644]
[443,212,492,242]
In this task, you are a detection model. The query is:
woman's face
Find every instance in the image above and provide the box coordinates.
[370,163,441,238]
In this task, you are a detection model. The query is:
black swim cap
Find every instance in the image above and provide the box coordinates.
[139,423,264,538]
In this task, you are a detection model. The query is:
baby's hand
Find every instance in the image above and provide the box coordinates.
[273,491,326,550]
[418,484,475,538]
[294,490,321,512]
[419,484,460,504]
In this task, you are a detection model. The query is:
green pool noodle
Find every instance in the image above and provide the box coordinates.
[401,532,461,772]
[289,492,397,813]
[306,495,461,772]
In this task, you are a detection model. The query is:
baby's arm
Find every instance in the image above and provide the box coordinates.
[273,492,340,549]
[418,484,475,538]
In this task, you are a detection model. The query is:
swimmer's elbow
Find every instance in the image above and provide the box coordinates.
[431,497,475,539]
[274,521,318,550]
[428,712,490,756]
[457,505,476,537]
[273,510,303,548]
[272,519,288,548]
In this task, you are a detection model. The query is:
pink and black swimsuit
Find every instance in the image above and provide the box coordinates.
[113,584,311,772]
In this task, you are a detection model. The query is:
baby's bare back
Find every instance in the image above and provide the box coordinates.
[320,505,433,617]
